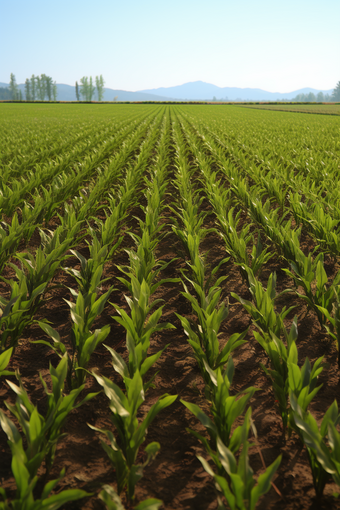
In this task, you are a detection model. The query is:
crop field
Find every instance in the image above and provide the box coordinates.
[1,103,340,510]
[241,103,340,115]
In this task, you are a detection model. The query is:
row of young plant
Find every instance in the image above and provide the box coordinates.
[0,106,168,407]
[36,109,171,388]
[88,109,178,508]
[0,107,169,375]
[178,105,339,186]
[175,109,340,368]
[0,113,156,276]
[0,109,177,509]
[0,104,154,173]
[178,107,340,257]
[172,109,340,502]
[1,109,141,185]
[0,109,154,217]
[169,116,282,509]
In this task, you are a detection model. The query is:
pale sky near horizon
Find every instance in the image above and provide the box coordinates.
[1,0,339,93]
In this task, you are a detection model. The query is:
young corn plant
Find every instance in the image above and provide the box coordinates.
[210,199,272,285]
[99,485,162,510]
[181,357,256,464]
[316,286,340,368]
[283,253,340,329]
[38,265,112,389]
[34,237,113,388]
[63,235,109,296]
[231,268,293,338]
[176,269,247,395]
[0,466,90,510]
[253,320,324,436]
[0,354,98,477]
[0,226,78,353]
[112,227,178,387]
[287,342,324,434]
[0,269,47,353]
[290,393,340,497]
[0,213,26,273]
[198,408,282,510]
[89,369,177,502]
[0,355,96,509]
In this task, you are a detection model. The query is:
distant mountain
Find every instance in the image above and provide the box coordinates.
[0,80,334,102]
[139,81,334,101]
[0,82,174,102]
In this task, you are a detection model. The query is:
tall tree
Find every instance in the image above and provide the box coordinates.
[79,77,88,101]
[9,73,18,100]
[95,75,105,101]
[0,87,11,100]
[75,81,80,101]
[36,76,42,100]
[89,76,95,101]
[46,76,53,101]
[332,81,340,101]
[24,79,31,101]
[316,91,324,102]
[79,76,96,101]
[30,75,36,101]
[40,74,47,100]
[52,81,57,101]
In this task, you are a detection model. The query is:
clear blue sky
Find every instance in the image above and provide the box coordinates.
[1,0,339,93]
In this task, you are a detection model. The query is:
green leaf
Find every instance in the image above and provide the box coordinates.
[104,344,129,378]
[250,455,281,510]
[0,348,13,373]
[180,400,217,436]
[134,499,163,510]
[38,322,60,343]
[40,489,91,509]
[99,485,125,510]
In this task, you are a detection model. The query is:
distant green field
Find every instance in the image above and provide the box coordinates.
[240,103,340,115]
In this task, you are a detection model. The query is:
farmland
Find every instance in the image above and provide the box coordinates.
[241,103,340,115]
[1,103,340,510]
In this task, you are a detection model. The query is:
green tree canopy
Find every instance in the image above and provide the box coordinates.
[332,81,340,102]
[9,73,18,100]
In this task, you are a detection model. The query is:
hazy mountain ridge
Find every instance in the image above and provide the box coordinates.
[139,80,334,101]
[0,80,334,101]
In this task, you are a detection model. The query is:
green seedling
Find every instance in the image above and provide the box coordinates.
[89,369,177,502]
[99,485,162,510]
[198,409,281,510]
[181,358,256,465]
[290,393,340,497]
[231,269,293,338]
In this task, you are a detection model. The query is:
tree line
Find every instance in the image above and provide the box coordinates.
[331,81,340,102]
[280,84,340,103]
[75,75,105,101]
[24,74,57,101]
[291,91,332,102]
[0,74,57,101]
